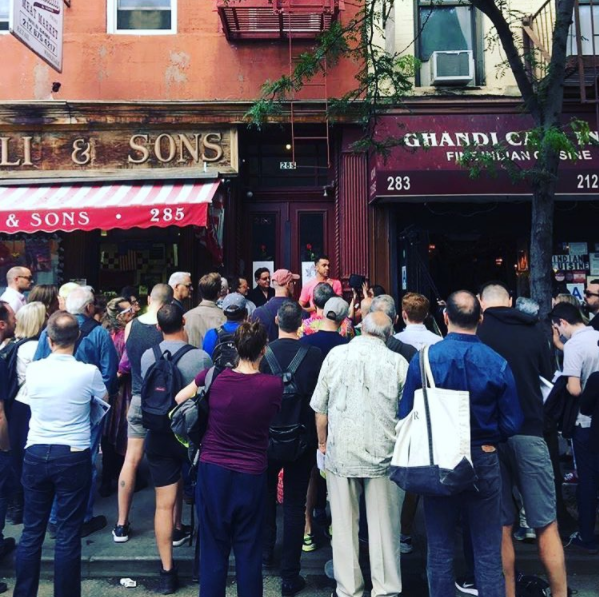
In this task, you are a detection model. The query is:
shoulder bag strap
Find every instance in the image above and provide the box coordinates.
[419,346,435,467]
[287,345,310,376]
[422,344,437,389]
[263,346,283,376]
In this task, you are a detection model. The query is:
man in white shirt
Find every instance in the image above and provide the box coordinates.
[395,292,442,350]
[14,311,107,597]
[550,302,599,553]
[311,312,408,597]
[0,267,33,315]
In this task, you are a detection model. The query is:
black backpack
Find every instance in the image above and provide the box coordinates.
[515,573,550,597]
[264,345,310,462]
[212,326,238,370]
[141,344,195,432]
[0,337,37,416]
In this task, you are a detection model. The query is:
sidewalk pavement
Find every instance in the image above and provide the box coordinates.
[0,476,597,585]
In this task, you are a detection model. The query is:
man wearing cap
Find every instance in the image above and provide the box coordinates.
[202,293,248,358]
[252,269,299,342]
[300,297,350,358]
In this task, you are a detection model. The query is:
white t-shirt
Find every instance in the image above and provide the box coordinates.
[26,353,107,450]
[15,339,39,405]
[395,323,443,351]
[562,326,599,428]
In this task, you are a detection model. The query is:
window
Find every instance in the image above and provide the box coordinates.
[0,0,9,32]
[568,1,599,56]
[417,0,480,85]
[108,0,176,34]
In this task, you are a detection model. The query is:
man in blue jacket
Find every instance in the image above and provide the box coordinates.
[401,290,522,597]
[35,286,118,537]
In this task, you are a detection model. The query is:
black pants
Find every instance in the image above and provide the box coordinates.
[263,450,314,582]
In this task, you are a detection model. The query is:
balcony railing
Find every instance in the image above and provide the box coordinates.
[216,0,343,41]
[522,0,598,103]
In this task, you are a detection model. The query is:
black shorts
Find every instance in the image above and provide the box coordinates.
[145,431,188,488]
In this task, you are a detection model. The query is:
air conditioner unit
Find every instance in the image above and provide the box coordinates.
[429,50,474,85]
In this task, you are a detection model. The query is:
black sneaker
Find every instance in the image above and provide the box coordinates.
[0,581,7,594]
[81,515,107,538]
[112,523,131,543]
[172,524,192,547]
[0,537,16,561]
[159,565,179,595]
[455,576,478,596]
[282,575,306,596]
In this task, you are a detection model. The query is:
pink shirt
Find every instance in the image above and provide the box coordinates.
[299,277,343,308]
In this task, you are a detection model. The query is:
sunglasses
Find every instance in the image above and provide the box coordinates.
[584,290,599,298]
[18,275,33,281]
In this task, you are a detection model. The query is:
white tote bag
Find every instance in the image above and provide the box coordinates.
[390,345,477,496]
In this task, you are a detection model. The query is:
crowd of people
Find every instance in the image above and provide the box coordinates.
[0,258,599,597]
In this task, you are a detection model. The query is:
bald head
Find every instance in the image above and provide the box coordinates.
[362,311,393,341]
[149,283,174,310]
[479,282,511,310]
[445,290,481,332]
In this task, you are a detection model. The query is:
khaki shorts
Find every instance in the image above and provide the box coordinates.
[127,394,147,440]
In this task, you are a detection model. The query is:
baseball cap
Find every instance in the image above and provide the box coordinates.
[272,269,300,286]
[324,297,349,323]
[222,292,247,314]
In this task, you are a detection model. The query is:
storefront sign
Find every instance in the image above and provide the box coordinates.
[551,254,590,271]
[10,0,64,72]
[0,127,239,180]
[370,115,599,201]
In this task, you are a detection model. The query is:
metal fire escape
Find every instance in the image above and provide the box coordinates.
[522,0,599,126]
[217,0,342,169]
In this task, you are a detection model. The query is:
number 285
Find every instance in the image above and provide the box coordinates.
[150,207,185,223]
[387,176,411,191]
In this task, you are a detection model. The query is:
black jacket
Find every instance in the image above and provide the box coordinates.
[478,307,553,437]
[387,336,417,363]
[580,371,599,453]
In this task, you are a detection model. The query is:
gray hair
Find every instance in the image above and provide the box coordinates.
[515,296,540,317]
[362,312,393,341]
[66,287,94,315]
[370,294,397,321]
[168,272,191,288]
[150,283,173,306]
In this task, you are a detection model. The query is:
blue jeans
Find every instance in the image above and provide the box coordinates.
[197,461,266,597]
[14,445,91,597]
[0,450,14,552]
[572,426,599,545]
[423,448,504,597]
[49,421,101,525]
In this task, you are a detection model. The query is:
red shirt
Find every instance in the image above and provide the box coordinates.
[299,277,343,308]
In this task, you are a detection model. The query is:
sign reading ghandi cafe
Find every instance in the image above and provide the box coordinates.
[0,127,239,180]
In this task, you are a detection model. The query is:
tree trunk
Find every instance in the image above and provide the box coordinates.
[529,145,560,323]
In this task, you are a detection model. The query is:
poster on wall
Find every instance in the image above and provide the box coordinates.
[569,242,588,256]
[567,283,585,302]
[302,261,317,288]
[251,261,274,288]
[0,236,61,293]
[590,253,599,276]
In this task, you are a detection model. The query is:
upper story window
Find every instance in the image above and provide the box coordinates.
[567,0,599,56]
[0,0,9,32]
[417,0,481,87]
[108,0,177,34]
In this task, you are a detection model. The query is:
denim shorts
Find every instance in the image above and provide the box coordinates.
[498,435,556,529]
[126,395,147,440]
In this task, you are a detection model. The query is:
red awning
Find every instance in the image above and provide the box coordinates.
[0,180,220,234]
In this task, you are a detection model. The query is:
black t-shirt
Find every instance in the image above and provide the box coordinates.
[300,330,349,359]
[248,286,275,308]
[261,338,324,397]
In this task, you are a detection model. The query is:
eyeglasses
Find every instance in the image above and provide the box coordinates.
[584,290,599,298]
[18,275,33,281]
[185,284,194,290]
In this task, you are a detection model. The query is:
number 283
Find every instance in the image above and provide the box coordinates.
[387,176,411,191]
